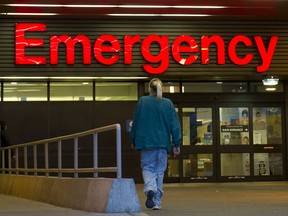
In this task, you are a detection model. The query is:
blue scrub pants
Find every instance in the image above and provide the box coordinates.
[141,148,167,206]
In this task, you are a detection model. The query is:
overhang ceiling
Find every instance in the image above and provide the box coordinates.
[0,0,288,20]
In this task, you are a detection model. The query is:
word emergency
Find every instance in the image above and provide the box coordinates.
[15,23,278,74]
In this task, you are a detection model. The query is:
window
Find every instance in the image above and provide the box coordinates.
[221,153,250,176]
[182,107,213,146]
[183,82,248,93]
[250,82,283,92]
[50,82,93,101]
[95,82,137,101]
[3,82,47,101]
[219,107,249,145]
[254,153,283,176]
[183,154,213,178]
[253,107,282,145]
[145,82,180,93]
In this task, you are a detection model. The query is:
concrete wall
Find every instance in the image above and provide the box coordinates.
[0,175,141,213]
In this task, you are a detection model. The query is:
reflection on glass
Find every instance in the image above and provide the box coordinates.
[221,153,250,176]
[145,82,180,93]
[250,82,284,92]
[95,82,137,101]
[219,107,249,145]
[4,82,47,101]
[182,82,247,93]
[167,159,179,177]
[50,82,93,101]
[182,108,212,146]
[253,107,282,145]
[183,154,213,177]
[254,153,283,176]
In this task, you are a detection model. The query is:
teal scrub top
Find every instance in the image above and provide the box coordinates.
[130,95,181,152]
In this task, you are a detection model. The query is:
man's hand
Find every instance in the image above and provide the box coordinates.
[173,146,180,156]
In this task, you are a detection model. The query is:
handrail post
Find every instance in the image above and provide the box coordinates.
[24,146,28,175]
[15,147,19,175]
[93,133,98,178]
[1,150,4,174]
[74,137,78,178]
[58,140,62,177]
[116,124,122,179]
[8,148,11,174]
[33,145,37,176]
[44,143,49,177]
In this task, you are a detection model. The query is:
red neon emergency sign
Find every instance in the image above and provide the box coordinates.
[15,23,278,74]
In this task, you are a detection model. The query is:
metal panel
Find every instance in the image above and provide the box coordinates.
[0,19,288,80]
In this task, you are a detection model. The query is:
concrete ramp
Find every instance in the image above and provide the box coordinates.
[0,174,141,213]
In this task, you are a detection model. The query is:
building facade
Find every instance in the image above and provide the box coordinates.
[0,18,288,183]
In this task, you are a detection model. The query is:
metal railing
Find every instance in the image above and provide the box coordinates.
[0,124,122,178]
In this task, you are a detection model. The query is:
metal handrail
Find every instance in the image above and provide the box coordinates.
[0,123,122,178]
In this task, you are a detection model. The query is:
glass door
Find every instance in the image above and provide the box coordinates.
[252,107,284,179]
[182,107,214,181]
[219,107,252,180]
[165,103,286,182]
[165,105,216,182]
[218,105,285,181]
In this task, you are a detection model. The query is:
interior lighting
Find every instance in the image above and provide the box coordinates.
[1,12,57,16]
[262,76,279,86]
[108,13,210,17]
[265,87,276,91]
[6,4,227,9]
[160,14,210,17]
[107,14,157,16]
[173,6,226,9]
[0,76,148,80]
[119,5,170,8]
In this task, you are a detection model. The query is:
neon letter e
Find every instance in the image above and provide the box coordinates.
[15,23,46,64]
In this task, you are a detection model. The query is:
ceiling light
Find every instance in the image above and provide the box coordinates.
[0,76,148,80]
[119,5,170,8]
[6,4,62,7]
[5,4,227,9]
[108,14,157,16]
[265,87,276,91]
[1,12,57,16]
[108,13,210,17]
[160,14,210,17]
[173,6,226,9]
[262,76,279,86]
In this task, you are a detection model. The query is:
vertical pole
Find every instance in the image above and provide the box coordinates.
[44,143,49,177]
[1,150,4,174]
[116,124,122,179]
[8,148,11,174]
[74,137,78,178]
[0,127,2,174]
[93,133,98,177]
[15,147,19,175]
[24,146,28,175]
[33,145,37,176]
[58,140,62,177]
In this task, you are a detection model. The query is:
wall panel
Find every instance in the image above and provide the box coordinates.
[0,19,287,81]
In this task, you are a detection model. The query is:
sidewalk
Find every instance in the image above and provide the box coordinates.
[0,194,148,216]
[137,181,288,216]
[1,181,288,216]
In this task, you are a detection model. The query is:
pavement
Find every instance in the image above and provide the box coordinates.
[1,181,288,216]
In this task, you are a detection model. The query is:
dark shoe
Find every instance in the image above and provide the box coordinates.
[145,190,155,209]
